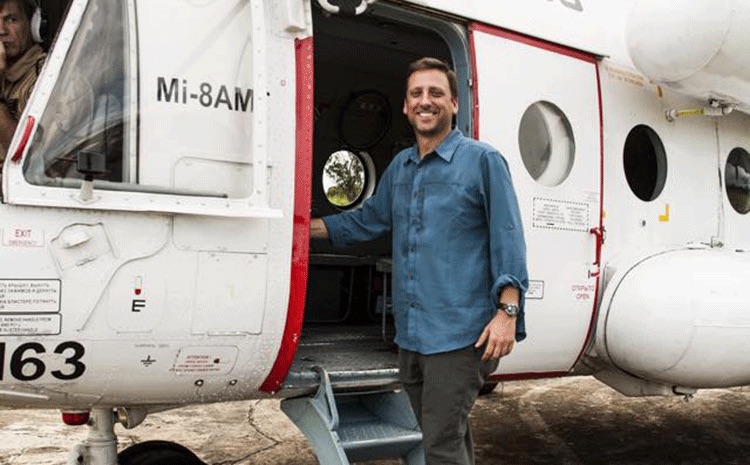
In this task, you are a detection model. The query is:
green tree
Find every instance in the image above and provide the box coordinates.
[325,152,364,206]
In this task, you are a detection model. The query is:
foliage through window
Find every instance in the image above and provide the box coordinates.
[323,150,366,208]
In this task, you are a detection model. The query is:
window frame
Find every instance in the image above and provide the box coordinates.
[3,0,281,219]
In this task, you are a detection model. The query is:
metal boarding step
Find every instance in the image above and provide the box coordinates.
[280,367,425,464]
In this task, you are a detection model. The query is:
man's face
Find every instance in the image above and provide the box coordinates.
[0,0,33,62]
[403,69,458,140]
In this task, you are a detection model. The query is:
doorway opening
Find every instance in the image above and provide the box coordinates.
[295,4,467,380]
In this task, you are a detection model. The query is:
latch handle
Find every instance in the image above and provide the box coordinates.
[315,0,377,16]
[589,226,605,277]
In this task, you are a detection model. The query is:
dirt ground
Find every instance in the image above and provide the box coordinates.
[3,376,750,464]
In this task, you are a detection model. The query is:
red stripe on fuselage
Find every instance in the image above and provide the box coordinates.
[259,37,314,394]
[470,22,598,64]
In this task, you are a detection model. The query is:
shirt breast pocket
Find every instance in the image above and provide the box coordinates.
[422,181,470,233]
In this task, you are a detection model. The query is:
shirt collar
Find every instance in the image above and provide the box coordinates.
[404,129,463,165]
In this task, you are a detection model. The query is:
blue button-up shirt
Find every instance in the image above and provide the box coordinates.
[323,129,528,354]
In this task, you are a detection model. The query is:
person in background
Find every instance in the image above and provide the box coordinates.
[311,57,528,464]
[0,0,44,162]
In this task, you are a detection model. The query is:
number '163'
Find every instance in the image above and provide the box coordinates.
[0,341,86,382]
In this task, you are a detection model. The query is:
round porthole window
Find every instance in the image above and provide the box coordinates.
[725,147,750,214]
[623,125,667,202]
[338,91,392,150]
[322,150,375,209]
[518,101,575,187]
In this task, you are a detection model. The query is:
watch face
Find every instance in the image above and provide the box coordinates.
[502,304,519,316]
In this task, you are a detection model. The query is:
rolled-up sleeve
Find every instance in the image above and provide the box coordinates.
[483,150,529,340]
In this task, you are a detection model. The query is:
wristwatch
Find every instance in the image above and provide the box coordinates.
[499,302,519,317]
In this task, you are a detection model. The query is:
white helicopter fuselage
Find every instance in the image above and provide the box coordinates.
[0,0,749,435]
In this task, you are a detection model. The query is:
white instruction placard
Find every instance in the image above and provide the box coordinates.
[0,314,61,335]
[526,280,545,300]
[533,198,590,232]
[0,280,61,312]
[171,346,238,375]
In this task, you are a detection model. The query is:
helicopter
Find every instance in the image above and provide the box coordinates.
[2,0,750,463]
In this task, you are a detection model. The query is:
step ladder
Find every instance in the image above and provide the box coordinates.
[280,367,425,464]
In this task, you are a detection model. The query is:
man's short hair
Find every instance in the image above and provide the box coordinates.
[0,0,37,21]
[407,57,458,98]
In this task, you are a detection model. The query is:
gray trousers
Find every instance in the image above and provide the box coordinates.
[399,345,499,465]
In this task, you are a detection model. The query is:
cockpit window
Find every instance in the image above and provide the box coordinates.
[23,0,132,186]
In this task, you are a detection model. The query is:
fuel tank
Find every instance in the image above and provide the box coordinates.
[626,0,750,112]
[595,246,750,388]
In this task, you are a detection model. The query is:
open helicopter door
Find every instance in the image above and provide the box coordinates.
[470,23,602,377]
[0,0,303,401]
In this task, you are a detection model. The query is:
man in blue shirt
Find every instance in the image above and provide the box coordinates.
[310,57,528,465]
